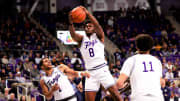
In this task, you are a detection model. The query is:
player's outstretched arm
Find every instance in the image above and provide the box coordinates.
[80,6,104,43]
[59,64,90,78]
[40,80,59,100]
[116,73,128,89]
[68,12,83,44]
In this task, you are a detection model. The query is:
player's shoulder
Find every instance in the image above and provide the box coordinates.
[91,33,98,38]
[148,55,161,62]
[124,55,137,63]
[40,75,46,81]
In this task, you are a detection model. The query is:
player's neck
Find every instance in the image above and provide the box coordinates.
[138,51,150,54]
[45,68,53,76]
[87,34,91,38]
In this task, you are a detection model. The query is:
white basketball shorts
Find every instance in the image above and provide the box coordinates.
[85,65,115,91]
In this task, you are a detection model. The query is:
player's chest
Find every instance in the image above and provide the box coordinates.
[83,38,98,49]
[46,72,64,86]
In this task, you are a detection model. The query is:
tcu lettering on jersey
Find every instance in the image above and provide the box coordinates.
[85,39,98,49]
[47,74,60,86]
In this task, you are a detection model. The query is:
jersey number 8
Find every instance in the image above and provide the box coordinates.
[89,48,95,57]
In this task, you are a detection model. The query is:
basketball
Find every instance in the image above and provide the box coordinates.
[71,6,86,23]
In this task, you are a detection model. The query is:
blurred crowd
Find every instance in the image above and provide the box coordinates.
[0,7,179,101]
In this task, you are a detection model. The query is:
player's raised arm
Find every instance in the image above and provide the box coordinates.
[58,64,90,78]
[68,12,83,44]
[81,6,104,43]
[40,79,59,100]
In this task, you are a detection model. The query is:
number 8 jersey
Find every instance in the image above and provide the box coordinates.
[79,33,107,70]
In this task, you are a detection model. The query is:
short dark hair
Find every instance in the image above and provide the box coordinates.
[39,58,46,67]
[84,20,92,25]
[135,34,154,51]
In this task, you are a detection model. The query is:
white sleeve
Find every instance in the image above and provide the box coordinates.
[120,57,134,77]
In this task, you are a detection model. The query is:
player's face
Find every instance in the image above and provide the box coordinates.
[42,58,52,70]
[85,23,94,35]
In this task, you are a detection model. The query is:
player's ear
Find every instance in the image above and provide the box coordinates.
[40,65,44,70]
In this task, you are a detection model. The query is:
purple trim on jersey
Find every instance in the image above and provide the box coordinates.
[88,63,107,71]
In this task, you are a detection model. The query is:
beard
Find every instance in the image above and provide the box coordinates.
[44,65,53,70]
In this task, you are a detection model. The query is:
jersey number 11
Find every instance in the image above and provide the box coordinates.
[142,61,154,72]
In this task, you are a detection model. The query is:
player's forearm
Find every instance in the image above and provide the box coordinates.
[69,25,82,43]
[69,24,76,38]
[44,89,54,100]
[65,68,79,77]
[117,81,124,89]
[86,11,104,40]
[86,12,101,28]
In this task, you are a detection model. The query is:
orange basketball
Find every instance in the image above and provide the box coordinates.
[71,6,86,23]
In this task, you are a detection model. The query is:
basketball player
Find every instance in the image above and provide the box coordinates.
[117,34,164,101]
[39,58,90,101]
[69,6,122,101]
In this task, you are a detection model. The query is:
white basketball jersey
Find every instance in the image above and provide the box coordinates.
[79,33,107,70]
[120,54,163,99]
[41,67,75,100]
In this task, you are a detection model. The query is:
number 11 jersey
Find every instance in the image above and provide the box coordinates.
[79,33,107,70]
[120,54,163,100]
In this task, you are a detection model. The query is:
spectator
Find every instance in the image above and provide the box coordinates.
[8,56,16,68]
[20,52,28,62]
[6,65,13,74]
[161,81,171,101]
[109,62,115,74]
[114,48,121,62]
[35,53,41,65]
[8,93,17,101]
[73,59,83,71]
[107,16,114,27]
[0,78,6,93]
[41,50,49,58]
[62,52,71,65]
[4,88,10,100]
[72,47,81,58]
[172,67,178,78]
[16,61,24,72]
[28,51,35,63]
[15,72,25,83]
[165,61,174,70]
[170,82,179,101]
[51,56,59,66]
[71,53,82,67]
[165,69,174,81]
[31,64,40,80]
[1,55,9,65]
[49,51,55,60]
[162,64,168,78]
[0,68,8,78]
[8,72,14,79]
[20,95,26,101]
[114,60,121,71]
[23,58,33,72]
